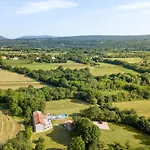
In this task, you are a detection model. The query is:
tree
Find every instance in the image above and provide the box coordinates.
[24,126,33,140]
[35,137,45,150]
[68,136,85,150]
[0,56,4,66]
[73,117,100,149]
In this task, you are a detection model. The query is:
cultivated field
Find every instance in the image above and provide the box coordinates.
[0,69,45,89]
[0,111,22,145]
[109,58,143,63]
[4,60,138,76]
[32,99,90,149]
[113,100,150,118]
[101,123,150,148]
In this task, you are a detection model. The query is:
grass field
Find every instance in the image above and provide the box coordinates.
[33,99,150,149]
[32,99,90,149]
[101,123,150,148]
[0,111,22,145]
[3,60,90,70]
[109,58,143,63]
[4,60,138,76]
[113,100,150,118]
[0,69,45,89]
[90,63,137,76]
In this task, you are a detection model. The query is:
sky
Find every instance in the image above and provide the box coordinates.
[1,0,150,38]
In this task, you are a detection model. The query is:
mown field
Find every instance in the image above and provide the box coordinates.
[32,99,90,150]
[108,58,143,63]
[0,69,45,89]
[0,111,22,145]
[113,100,150,118]
[3,60,138,76]
[101,123,150,149]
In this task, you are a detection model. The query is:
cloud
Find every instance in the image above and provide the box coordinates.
[16,0,77,15]
[117,2,150,11]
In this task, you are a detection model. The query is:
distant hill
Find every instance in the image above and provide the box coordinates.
[0,35,7,40]
[16,35,58,40]
[58,35,150,41]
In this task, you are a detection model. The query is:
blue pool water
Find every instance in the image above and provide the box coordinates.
[48,114,68,120]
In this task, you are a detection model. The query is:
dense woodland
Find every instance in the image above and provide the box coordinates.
[1,35,150,50]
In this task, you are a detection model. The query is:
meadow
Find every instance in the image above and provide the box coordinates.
[113,100,150,118]
[101,123,150,148]
[0,69,45,89]
[3,60,138,76]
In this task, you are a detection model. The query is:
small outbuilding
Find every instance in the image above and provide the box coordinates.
[64,120,74,131]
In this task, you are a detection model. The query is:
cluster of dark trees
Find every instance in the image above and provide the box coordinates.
[82,106,150,135]
[36,54,67,63]
[68,117,101,150]
[0,86,75,123]
[66,53,92,64]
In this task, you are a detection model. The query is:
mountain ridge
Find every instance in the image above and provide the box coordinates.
[16,35,58,40]
[0,35,7,40]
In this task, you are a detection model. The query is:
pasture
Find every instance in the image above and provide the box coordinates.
[113,100,150,118]
[0,111,22,145]
[90,63,138,76]
[3,60,138,76]
[101,123,150,148]
[32,99,90,149]
[0,69,45,89]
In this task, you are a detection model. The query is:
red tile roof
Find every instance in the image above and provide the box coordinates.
[33,111,46,125]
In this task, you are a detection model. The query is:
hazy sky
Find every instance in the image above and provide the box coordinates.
[1,0,150,38]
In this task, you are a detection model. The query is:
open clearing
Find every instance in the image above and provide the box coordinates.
[4,60,137,76]
[0,111,22,145]
[90,63,137,76]
[33,99,150,149]
[32,99,90,149]
[0,69,45,89]
[44,99,90,115]
[113,100,150,118]
[101,123,150,148]
[108,58,143,63]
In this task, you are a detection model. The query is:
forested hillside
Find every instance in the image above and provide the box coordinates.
[1,35,150,50]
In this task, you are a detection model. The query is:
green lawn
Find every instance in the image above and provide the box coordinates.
[101,123,150,148]
[4,60,138,76]
[3,60,90,70]
[44,99,90,115]
[32,126,71,150]
[32,99,90,149]
[113,100,150,118]
[90,63,138,76]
